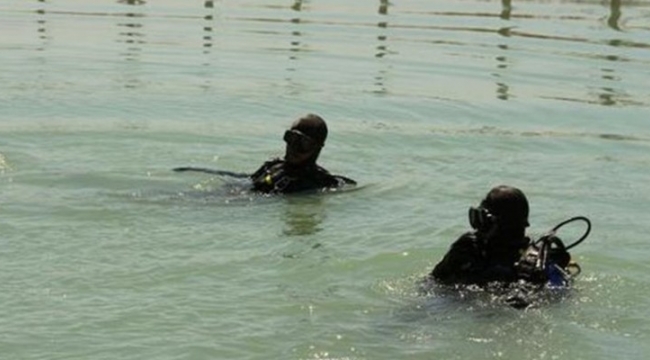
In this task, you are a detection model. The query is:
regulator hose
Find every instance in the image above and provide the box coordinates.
[549,216,591,250]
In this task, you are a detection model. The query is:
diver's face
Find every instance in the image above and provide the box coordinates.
[489,221,527,248]
[283,129,321,165]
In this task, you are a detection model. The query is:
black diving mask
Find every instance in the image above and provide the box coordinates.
[468,206,496,231]
[284,129,320,153]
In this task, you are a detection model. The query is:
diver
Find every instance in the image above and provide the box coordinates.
[174,114,355,194]
[429,185,579,288]
[250,114,355,194]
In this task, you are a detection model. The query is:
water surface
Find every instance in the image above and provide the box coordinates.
[1,1,650,359]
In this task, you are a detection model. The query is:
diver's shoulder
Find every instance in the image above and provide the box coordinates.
[314,164,356,185]
[258,158,285,171]
[447,231,482,252]
[265,157,284,166]
[453,231,479,244]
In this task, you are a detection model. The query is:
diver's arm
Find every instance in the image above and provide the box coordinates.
[314,165,356,187]
[430,233,481,285]
[334,175,357,186]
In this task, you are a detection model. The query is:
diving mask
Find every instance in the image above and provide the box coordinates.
[468,206,496,232]
[284,129,320,153]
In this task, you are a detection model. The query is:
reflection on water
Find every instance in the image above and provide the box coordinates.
[493,0,512,100]
[3,3,650,360]
[11,0,650,104]
[281,0,304,94]
[117,13,144,63]
[374,0,391,94]
[608,0,622,31]
[203,0,215,55]
[289,0,302,62]
[36,0,47,49]
[201,0,217,90]
[116,0,145,89]
[280,196,327,261]
[31,0,50,92]
[282,196,326,237]
[488,0,646,106]
[500,0,511,21]
[376,0,389,59]
[596,0,626,106]
[291,0,302,13]
[118,0,146,4]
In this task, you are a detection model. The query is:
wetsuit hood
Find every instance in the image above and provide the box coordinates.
[290,114,328,145]
[481,185,530,231]
[285,114,327,165]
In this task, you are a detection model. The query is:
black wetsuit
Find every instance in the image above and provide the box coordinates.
[430,231,531,286]
[250,158,355,194]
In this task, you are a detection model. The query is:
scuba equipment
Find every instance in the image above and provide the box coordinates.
[468,206,496,233]
[250,160,292,193]
[515,216,591,287]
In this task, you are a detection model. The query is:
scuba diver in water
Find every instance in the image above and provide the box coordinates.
[175,114,355,194]
[249,114,355,194]
[430,185,584,289]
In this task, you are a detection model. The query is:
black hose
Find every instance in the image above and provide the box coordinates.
[551,216,591,250]
[173,166,251,179]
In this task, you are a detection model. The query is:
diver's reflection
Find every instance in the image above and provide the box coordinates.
[282,196,326,237]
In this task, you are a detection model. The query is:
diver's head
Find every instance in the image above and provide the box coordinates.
[284,114,327,166]
[469,185,529,236]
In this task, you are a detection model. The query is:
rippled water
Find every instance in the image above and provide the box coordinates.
[1,1,650,359]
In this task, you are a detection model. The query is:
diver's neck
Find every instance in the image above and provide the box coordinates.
[283,159,318,172]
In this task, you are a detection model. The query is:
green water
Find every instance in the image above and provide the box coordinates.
[1,1,650,359]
